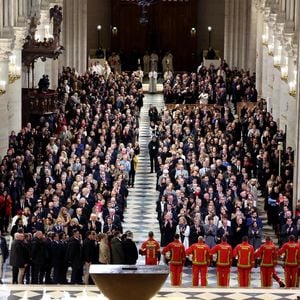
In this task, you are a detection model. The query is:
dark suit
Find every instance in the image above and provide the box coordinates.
[123,239,138,265]
[31,237,48,284]
[66,236,83,284]
[51,240,65,284]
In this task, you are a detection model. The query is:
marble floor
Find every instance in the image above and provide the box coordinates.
[1,284,300,300]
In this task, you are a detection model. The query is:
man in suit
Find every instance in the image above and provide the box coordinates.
[148,136,159,173]
[66,229,83,284]
[103,217,118,234]
[31,231,48,284]
[123,231,138,265]
[51,232,65,284]
[280,218,297,246]
[72,207,88,235]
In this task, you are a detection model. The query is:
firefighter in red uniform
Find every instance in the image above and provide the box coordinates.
[233,236,255,287]
[185,236,210,287]
[139,231,161,265]
[278,235,300,287]
[255,236,277,287]
[162,233,186,286]
[210,236,233,287]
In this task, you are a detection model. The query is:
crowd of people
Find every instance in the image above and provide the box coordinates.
[163,61,257,105]
[0,66,144,284]
[0,56,298,289]
[151,69,296,256]
[147,63,299,287]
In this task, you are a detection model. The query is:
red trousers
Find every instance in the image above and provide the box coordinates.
[260,266,273,287]
[169,264,183,286]
[237,267,251,287]
[145,257,157,265]
[192,265,208,287]
[284,265,298,287]
[216,266,230,287]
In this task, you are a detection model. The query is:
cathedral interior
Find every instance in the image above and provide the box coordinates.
[0,0,299,299]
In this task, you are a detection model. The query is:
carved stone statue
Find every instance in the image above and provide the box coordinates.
[29,14,40,40]
[50,5,63,40]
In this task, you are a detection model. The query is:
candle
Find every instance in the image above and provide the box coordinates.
[45,25,50,39]
[138,58,140,64]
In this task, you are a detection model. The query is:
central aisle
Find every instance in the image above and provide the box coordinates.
[123,90,165,248]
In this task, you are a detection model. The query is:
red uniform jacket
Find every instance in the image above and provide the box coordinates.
[162,239,186,265]
[140,238,160,263]
[278,241,300,266]
[233,241,255,268]
[186,241,210,265]
[210,241,233,267]
[255,241,277,267]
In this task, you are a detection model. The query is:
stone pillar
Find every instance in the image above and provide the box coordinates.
[63,0,87,74]
[0,38,13,159]
[247,0,257,74]
[256,2,264,97]
[293,26,300,209]
[7,27,26,134]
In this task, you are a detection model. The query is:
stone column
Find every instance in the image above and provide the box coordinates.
[247,0,257,74]
[63,0,87,74]
[0,38,13,159]
[293,27,300,209]
[256,2,264,97]
[7,27,26,134]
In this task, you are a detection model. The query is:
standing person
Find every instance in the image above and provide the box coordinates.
[176,217,190,249]
[248,221,263,250]
[0,230,8,283]
[162,234,186,286]
[148,67,158,94]
[139,231,161,265]
[83,231,98,285]
[66,229,83,284]
[123,231,138,265]
[148,136,159,173]
[204,216,217,248]
[98,233,111,264]
[185,236,210,287]
[0,190,12,233]
[255,236,278,287]
[51,232,65,284]
[31,231,48,284]
[278,235,300,287]
[10,232,30,284]
[210,236,233,287]
[110,231,125,264]
[233,236,255,287]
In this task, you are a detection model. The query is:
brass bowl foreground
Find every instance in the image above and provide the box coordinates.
[90,265,169,300]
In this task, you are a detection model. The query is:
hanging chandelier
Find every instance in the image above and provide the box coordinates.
[122,0,189,24]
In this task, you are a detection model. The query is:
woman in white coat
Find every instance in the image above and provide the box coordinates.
[176,217,190,249]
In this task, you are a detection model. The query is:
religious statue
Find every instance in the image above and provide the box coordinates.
[50,5,63,40]
[162,52,173,74]
[29,14,40,40]
[150,51,158,72]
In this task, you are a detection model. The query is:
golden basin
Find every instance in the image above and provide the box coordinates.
[89,265,169,300]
